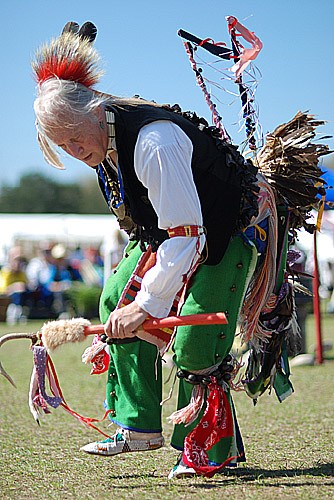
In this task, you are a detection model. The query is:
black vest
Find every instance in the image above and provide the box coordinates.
[100,103,258,265]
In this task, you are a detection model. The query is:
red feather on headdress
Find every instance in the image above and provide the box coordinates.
[32,32,103,88]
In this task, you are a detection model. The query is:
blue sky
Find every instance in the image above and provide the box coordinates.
[1,0,333,186]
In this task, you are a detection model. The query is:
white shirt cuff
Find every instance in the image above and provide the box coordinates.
[135,290,173,318]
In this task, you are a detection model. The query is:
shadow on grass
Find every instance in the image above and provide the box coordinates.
[224,462,334,480]
[105,463,334,488]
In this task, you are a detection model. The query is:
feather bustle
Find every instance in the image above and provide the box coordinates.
[257,111,331,235]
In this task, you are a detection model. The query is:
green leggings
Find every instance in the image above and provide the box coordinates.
[99,236,257,463]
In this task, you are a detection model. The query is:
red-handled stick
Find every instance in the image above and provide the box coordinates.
[84,312,228,336]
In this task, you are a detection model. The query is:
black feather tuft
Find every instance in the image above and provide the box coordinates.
[61,21,80,35]
[78,22,97,43]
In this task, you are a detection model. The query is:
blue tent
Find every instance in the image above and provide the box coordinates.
[312,168,334,363]
[322,169,334,205]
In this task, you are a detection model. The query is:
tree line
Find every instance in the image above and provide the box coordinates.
[0,173,109,214]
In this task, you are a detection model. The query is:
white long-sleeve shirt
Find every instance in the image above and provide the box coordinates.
[133,120,206,317]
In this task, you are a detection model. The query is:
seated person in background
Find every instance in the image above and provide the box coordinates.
[79,247,104,287]
[26,245,56,316]
[0,247,28,324]
[46,244,73,319]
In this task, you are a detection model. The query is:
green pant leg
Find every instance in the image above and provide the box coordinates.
[100,240,163,433]
[173,235,257,371]
[171,235,258,463]
[106,341,162,432]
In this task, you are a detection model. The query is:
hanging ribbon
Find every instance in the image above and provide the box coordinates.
[226,16,263,79]
[29,345,113,438]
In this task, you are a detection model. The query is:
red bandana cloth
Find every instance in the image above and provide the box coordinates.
[183,379,237,478]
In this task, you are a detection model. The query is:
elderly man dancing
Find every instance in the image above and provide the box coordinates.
[31,21,326,478]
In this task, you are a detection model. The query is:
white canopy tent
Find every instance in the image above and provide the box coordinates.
[1,211,333,288]
[0,214,127,284]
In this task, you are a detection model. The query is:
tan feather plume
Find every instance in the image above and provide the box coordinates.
[256,111,331,234]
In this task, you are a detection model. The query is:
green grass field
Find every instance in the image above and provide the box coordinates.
[0,313,333,499]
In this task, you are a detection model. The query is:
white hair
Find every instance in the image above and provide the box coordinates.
[34,78,109,168]
[32,30,164,168]
[34,77,163,168]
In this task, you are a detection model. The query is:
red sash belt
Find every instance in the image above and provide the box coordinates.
[168,225,204,238]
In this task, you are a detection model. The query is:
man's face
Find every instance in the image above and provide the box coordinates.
[46,108,107,168]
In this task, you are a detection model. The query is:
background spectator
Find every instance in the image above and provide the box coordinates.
[0,246,28,324]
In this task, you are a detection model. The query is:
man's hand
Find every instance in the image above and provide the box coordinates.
[104,301,149,339]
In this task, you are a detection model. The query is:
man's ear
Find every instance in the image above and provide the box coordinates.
[93,105,104,122]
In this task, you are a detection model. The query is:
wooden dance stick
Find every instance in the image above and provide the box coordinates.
[85,312,228,335]
[41,312,228,351]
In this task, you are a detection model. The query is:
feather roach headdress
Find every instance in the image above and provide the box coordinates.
[32,21,103,88]
[256,111,330,235]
